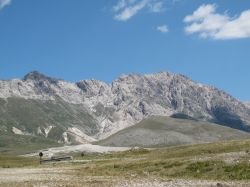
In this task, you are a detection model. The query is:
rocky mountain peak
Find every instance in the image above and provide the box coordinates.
[1,71,250,142]
[23,71,59,84]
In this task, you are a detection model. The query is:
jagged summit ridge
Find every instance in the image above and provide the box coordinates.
[0,71,250,142]
[23,71,61,84]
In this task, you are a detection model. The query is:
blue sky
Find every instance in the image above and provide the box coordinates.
[0,0,250,100]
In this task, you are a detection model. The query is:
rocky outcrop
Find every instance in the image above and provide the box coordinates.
[0,71,250,143]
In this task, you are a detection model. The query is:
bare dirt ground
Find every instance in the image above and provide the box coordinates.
[0,166,249,187]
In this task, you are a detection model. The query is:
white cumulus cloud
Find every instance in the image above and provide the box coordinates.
[0,0,11,10]
[184,4,250,40]
[113,0,166,21]
[157,25,169,33]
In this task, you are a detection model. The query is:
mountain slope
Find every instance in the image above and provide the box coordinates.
[0,97,98,144]
[0,132,61,155]
[0,71,250,146]
[97,116,250,147]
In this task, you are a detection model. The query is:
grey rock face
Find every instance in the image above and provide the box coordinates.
[0,71,250,143]
[244,102,250,109]
[23,71,60,84]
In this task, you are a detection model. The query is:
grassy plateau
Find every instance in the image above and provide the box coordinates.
[1,140,250,185]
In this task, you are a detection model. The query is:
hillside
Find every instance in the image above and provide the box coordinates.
[0,71,250,146]
[0,97,98,145]
[97,116,250,147]
[0,132,61,155]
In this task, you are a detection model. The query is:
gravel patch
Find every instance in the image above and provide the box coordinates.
[0,167,249,187]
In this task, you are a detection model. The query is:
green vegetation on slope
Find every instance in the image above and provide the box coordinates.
[0,132,61,155]
[0,97,99,151]
[97,116,250,147]
[0,97,98,134]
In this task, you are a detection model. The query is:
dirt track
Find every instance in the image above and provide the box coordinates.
[0,167,250,187]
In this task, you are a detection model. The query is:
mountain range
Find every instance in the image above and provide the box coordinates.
[0,71,250,148]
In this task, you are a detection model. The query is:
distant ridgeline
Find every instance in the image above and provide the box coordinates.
[0,71,250,150]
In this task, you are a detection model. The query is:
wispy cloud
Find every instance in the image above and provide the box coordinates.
[114,0,149,21]
[0,0,11,10]
[149,1,165,13]
[184,4,250,40]
[157,25,169,33]
[113,0,166,21]
[113,0,136,12]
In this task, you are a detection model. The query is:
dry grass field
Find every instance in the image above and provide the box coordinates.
[1,140,250,186]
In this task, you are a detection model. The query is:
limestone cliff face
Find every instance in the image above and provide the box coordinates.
[0,71,249,143]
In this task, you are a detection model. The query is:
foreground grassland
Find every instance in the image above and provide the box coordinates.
[1,140,250,186]
[0,155,38,168]
[76,140,250,181]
